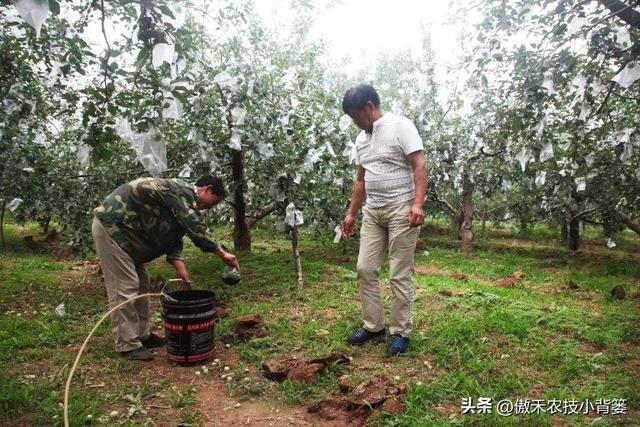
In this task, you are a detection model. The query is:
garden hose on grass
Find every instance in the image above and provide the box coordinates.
[63,279,183,427]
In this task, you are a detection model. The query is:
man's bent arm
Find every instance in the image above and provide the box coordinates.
[407,150,427,227]
[172,259,190,280]
[408,151,427,207]
[347,166,366,216]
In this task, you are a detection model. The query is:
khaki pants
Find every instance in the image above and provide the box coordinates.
[92,217,150,352]
[357,201,420,337]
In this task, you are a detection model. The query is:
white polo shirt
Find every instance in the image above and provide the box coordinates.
[355,113,424,208]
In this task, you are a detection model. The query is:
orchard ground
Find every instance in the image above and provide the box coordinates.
[1,220,639,426]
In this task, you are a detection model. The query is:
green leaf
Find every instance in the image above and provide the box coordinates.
[48,0,60,15]
[135,48,150,70]
[158,5,175,19]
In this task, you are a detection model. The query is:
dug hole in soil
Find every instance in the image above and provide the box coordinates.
[262,350,407,425]
[307,375,408,425]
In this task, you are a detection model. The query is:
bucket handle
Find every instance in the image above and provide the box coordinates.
[160,278,185,302]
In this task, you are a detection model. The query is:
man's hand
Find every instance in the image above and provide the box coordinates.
[408,204,425,227]
[173,260,192,290]
[341,213,357,237]
[177,279,191,291]
[217,248,240,269]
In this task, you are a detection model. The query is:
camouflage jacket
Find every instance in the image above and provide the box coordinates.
[94,178,220,265]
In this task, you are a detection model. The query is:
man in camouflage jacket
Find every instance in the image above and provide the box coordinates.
[92,175,238,360]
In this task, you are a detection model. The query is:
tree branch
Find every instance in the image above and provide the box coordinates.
[591,61,628,118]
[428,189,458,215]
[246,202,278,229]
[599,0,640,29]
[100,0,111,104]
[620,212,640,235]
[570,208,597,222]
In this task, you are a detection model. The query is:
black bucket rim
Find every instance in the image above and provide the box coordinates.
[162,289,215,306]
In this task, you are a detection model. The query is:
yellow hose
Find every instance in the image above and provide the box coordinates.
[64,279,186,426]
[63,292,162,427]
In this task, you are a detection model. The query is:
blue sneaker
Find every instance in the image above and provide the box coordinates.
[346,328,386,345]
[387,334,409,355]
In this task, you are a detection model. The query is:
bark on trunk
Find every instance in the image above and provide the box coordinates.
[1,200,6,250]
[599,0,640,29]
[568,216,580,251]
[454,208,463,239]
[519,216,529,236]
[290,224,304,296]
[231,150,251,251]
[459,172,474,253]
[620,212,640,235]
[560,217,568,243]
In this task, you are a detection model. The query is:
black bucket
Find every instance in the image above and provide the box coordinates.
[161,290,216,365]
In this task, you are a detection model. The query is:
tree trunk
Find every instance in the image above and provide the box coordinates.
[459,171,474,253]
[620,212,640,236]
[454,208,463,239]
[290,223,304,296]
[560,217,568,243]
[568,216,580,251]
[41,215,51,234]
[519,216,529,236]
[231,150,251,251]
[1,199,6,250]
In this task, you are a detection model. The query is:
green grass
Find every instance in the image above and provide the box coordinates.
[0,219,638,425]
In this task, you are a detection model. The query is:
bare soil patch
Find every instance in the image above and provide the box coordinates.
[496,271,524,288]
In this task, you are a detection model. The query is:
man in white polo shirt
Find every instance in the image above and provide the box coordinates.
[341,84,426,355]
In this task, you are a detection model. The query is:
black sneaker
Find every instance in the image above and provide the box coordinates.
[386,334,409,356]
[346,328,386,345]
[121,347,154,361]
[141,333,165,348]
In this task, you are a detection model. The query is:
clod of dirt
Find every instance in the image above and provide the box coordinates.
[235,314,267,341]
[415,240,425,252]
[385,383,406,396]
[307,399,368,426]
[564,280,580,290]
[287,363,324,383]
[439,289,453,297]
[496,271,524,288]
[236,314,262,326]
[381,395,406,414]
[214,302,229,319]
[348,379,387,406]
[262,359,294,382]
[338,375,353,392]
[308,376,407,424]
[610,285,626,300]
[263,353,351,384]
[451,272,468,281]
